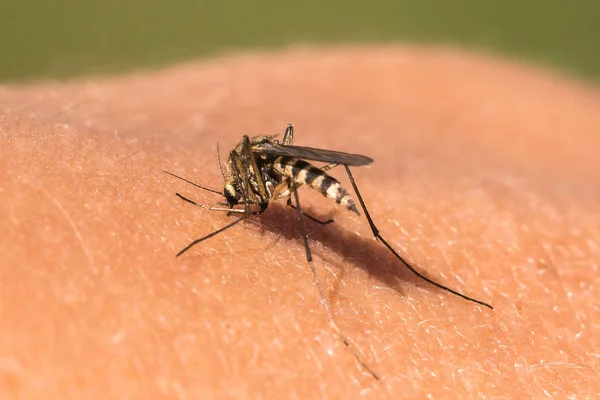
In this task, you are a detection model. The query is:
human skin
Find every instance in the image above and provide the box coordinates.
[1,46,599,399]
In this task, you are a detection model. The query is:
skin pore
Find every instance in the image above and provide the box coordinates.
[1,46,599,399]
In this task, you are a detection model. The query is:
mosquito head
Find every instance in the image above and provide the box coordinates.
[224,182,239,207]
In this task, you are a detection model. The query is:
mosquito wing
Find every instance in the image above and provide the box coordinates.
[253,142,373,166]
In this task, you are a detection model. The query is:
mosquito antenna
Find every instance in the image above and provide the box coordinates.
[176,217,246,257]
[163,170,222,195]
[343,165,493,310]
[291,184,380,379]
[216,142,227,185]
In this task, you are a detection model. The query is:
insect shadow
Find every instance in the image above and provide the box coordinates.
[165,124,492,380]
[245,202,435,299]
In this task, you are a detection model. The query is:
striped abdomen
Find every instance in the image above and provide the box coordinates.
[272,156,359,215]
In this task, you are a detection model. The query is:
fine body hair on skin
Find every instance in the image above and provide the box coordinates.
[1,47,598,399]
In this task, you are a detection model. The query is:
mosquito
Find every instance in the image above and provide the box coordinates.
[164,124,493,380]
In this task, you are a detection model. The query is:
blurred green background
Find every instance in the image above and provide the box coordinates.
[2,0,598,82]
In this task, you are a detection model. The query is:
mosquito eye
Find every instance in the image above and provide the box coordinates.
[224,186,238,207]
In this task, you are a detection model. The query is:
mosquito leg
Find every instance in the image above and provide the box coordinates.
[176,217,246,257]
[291,186,380,380]
[343,165,493,310]
[286,198,334,225]
[175,192,201,207]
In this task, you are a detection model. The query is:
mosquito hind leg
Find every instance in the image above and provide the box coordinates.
[342,165,493,310]
[286,198,334,225]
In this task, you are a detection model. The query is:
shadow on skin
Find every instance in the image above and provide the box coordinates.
[175,197,481,307]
